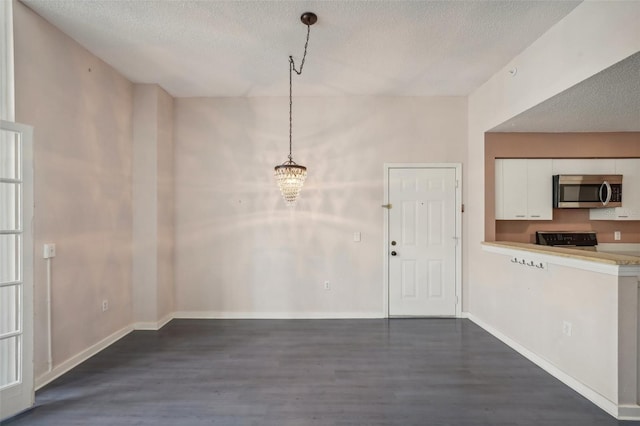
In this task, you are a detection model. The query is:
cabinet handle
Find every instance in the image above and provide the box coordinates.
[515,215,526,218]
[618,215,629,218]
[530,215,541,218]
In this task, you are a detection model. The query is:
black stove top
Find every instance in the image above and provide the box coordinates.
[535,231,598,247]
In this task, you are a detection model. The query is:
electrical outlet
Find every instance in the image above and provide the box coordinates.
[614,231,621,241]
[102,300,109,312]
[562,320,572,337]
[324,281,330,290]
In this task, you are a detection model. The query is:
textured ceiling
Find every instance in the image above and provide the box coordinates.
[21,0,581,98]
[491,52,640,132]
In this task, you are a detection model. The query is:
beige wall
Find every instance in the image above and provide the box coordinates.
[132,84,175,326]
[157,88,174,322]
[14,2,134,378]
[132,85,158,323]
[484,132,640,243]
[174,96,467,316]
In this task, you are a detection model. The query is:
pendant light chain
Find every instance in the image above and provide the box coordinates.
[288,59,293,161]
[290,24,311,75]
[274,13,316,207]
[288,23,311,162]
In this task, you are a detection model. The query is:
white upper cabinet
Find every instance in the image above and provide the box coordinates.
[552,159,616,175]
[527,160,554,219]
[589,159,640,221]
[496,159,553,220]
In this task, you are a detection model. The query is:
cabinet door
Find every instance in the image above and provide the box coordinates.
[495,159,505,219]
[589,159,640,220]
[501,159,528,219]
[614,159,639,220]
[552,159,616,175]
[527,160,553,220]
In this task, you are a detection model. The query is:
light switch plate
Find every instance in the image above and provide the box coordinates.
[43,243,56,259]
[353,232,361,242]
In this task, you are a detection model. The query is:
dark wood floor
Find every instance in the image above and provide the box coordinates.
[4,319,639,425]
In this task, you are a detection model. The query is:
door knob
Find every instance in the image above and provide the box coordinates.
[391,241,397,246]
[391,251,397,256]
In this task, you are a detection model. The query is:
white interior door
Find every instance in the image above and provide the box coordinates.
[387,166,458,316]
[0,120,34,421]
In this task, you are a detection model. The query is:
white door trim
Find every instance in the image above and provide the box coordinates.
[383,163,462,318]
[0,120,34,421]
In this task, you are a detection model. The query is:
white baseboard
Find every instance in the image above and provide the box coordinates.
[618,405,640,420]
[172,311,384,320]
[459,312,470,319]
[133,312,174,330]
[465,313,639,420]
[35,324,134,390]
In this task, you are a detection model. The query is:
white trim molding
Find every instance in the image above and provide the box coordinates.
[173,311,384,320]
[133,313,174,331]
[35,325,134,390]
[618,405,640,421]
[0,0,14,121]
[466,313,640,420]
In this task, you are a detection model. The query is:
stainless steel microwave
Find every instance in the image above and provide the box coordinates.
[553,175,622,208]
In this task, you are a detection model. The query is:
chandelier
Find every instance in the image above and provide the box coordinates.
[274,12,317,206]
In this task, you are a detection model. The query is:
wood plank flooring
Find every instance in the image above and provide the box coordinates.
[4,319,638,425]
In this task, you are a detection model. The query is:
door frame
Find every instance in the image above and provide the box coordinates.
[382,163,462,318]
[0,120,34,421]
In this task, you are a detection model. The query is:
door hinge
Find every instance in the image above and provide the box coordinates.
[455,180,459,188]
[461,203,465,213]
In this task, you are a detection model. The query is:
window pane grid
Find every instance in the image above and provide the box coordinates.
[0,335,20,389]
[0,126,25,395]
[0,284,20,335]
[0,130,20,180]
[0,182,20,231]
[0,234,20,283]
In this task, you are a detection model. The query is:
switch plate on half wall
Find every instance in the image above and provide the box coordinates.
[614,231,621,241]
[562,321,572,337]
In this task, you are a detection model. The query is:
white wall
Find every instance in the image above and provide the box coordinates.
[14,1,134,378]
[466,0,640,411]
[479,252,620,402]
[174,96,467,317]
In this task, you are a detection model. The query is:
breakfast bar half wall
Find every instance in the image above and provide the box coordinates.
[473,242,640,420]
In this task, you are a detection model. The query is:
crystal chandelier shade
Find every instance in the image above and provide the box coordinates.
[274,161,307,206]
[274,12,317,206]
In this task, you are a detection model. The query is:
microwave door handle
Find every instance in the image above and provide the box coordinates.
[601,181,612,206]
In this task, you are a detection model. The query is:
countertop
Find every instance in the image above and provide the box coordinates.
[482,241,640,266]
